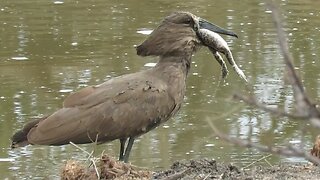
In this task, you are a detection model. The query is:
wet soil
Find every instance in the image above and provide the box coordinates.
[154,159,320,180]
[61,154,320,180]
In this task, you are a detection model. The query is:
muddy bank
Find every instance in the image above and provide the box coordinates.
[61,154,320,179]
[154,159,320,180]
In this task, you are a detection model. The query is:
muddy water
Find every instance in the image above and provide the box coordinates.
[1,0,320,179]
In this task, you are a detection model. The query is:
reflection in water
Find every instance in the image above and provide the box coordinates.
[136,28,153,35]
[0,0,320,179]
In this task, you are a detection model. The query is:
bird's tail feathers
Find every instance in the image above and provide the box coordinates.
[11,117,46,148]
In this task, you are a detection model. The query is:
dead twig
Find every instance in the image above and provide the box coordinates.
[69,141,92,157]
[264,158,273,167]
[243,154,272,170]
[91,158,100,179]
[69,141,100,179]
[202,172,212,180]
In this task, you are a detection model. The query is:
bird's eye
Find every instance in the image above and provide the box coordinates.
[184,18,192,24]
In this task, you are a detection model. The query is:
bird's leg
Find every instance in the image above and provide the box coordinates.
[119,138,127,161]
[209,47,228,79]
[122,137,135,163]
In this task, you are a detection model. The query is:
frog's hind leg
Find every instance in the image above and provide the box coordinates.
[224,49,248,82]
[209,47,228,79]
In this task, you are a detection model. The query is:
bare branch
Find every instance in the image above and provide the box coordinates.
[268,3,308,105]
[233,93,308,120]
[210,1,320,167]
[207,119,320,165]
[267,2,320,121]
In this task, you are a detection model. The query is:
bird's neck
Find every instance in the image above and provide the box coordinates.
[151,56,191,107]
[155,55,192,76]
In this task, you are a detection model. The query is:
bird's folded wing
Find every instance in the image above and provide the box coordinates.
[27,74,177,145]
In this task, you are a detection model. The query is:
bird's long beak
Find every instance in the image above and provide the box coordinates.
[199,18,238,38]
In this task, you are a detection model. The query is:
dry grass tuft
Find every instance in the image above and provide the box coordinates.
[61,154,152,180]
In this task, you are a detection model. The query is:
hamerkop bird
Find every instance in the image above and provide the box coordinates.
[11,12,238,162]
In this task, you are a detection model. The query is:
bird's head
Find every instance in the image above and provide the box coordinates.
[136,11,237,57]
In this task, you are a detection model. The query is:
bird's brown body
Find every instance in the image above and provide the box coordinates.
[20,60,187,145]
[11,12,238,162]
